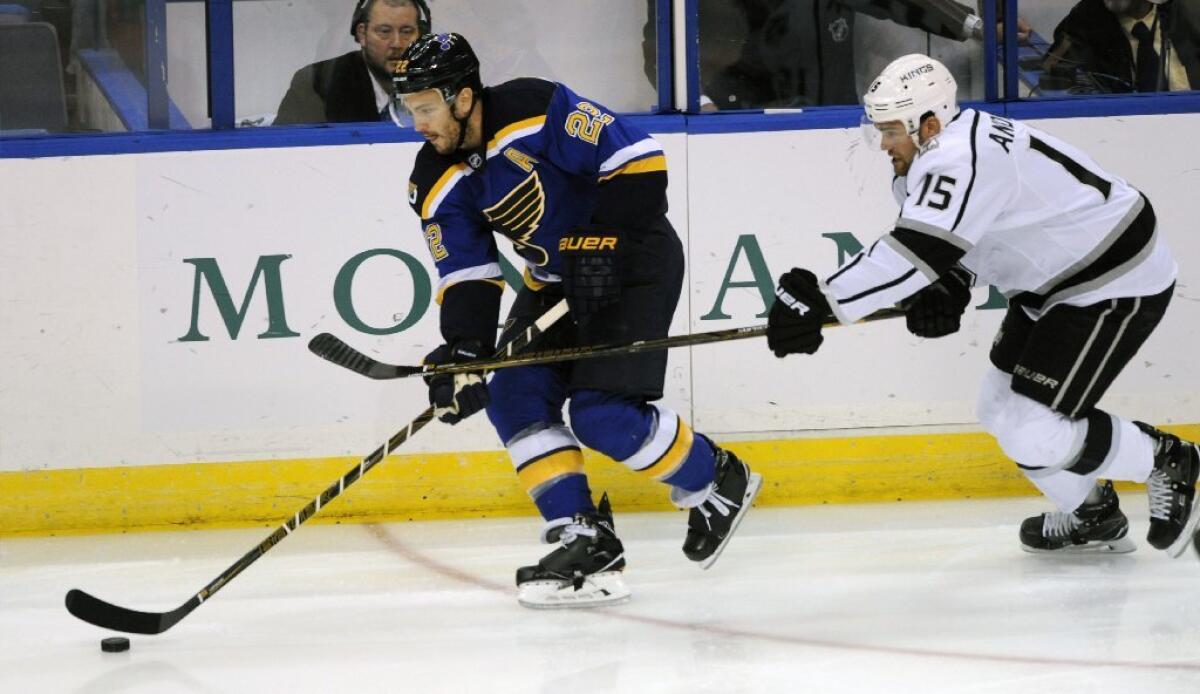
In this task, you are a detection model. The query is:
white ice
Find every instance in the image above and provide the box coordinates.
[3,496,1200,693]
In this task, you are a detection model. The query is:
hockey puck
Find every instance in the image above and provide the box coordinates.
[100,637,130,653]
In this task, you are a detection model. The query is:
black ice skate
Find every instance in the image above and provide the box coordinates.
[679,447,763,569]
[1135,422,1200,556]
[1019,480,1135,554]
[515,493,630,609]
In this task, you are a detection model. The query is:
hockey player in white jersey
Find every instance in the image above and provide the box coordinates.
[766,54,1200,556]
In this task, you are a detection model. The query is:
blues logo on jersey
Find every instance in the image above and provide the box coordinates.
[406,78,667,303]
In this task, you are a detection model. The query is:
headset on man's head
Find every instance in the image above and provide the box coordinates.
[350,0,431,37]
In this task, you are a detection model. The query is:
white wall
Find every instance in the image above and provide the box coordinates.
[1,113,1197,473]
[685,114,1200,433]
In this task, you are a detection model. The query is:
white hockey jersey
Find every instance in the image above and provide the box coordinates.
[824,108,1177,324]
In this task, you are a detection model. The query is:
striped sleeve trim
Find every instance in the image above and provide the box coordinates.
[823,281,855,325]
[597,153,667,182]
[485,115,547,160]
[598,137,663,174]
[888,226,970,279]
[421,163,470,219]
[894,218,974,253]
[836,267,919,306]
[827,250,867,284]
[880,235,937,282]
[435,263,504,304]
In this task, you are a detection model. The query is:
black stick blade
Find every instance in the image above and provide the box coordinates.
[307,333,372,375]
[307,333,419,379]
[65,588,194,635]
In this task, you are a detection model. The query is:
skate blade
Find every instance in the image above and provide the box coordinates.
[697,472,764,571]
[1166,492,1200,559]
[516,571,631,609]
[1020,535,1137,555]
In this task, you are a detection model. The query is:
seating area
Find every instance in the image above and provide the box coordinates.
[1,0,190,136]
[0,21,67,133]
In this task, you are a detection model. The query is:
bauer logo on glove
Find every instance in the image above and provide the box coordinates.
[559,235,618,252]
[774,285,814,316]
[558,226,625,323]
[766,268,832,357]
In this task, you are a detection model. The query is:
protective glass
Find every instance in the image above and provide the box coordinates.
[703,0,986,112]
[248,0,422,127]
[19,2,207,134]
[252,0,656,128]
[1017,0,1196,97]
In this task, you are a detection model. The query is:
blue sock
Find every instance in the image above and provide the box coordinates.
[661,434,717,492]
[531,473,595,520]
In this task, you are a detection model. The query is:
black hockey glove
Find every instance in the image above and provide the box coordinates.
[424,340,489,424]
[558,225,624,324]
[902,265,973,338]
[767,268,832,357]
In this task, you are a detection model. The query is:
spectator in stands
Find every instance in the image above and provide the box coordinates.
[274,0,428,125]
[644,0,988,109]
[1043,0,1200,93]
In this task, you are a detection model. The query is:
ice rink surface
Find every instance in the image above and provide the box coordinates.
[4,496,1200,693]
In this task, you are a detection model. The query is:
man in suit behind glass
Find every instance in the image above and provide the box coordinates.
[1044,0,1200,93]
[275,0,427,125]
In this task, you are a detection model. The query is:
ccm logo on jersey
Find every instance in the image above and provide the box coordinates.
[559,236,618,252]
[775,286,813,315]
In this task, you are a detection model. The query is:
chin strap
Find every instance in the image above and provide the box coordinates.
[451,90,479,153]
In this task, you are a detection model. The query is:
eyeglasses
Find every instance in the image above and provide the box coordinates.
[370,24,418,42]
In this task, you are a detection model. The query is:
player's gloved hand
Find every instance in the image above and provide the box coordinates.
[558,225,623,324]
[767,268,832,357]
[424,340,489,424]
[902,265,973,338]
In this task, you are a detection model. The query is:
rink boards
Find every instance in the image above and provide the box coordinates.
[2,113,1198,534]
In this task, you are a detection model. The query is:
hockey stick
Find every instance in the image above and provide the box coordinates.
[64,300,571,635]
[308,306,908,380]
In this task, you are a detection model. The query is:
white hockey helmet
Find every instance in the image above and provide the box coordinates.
[862,54,959,137]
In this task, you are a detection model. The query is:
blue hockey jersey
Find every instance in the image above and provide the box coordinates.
[406,78,668,309]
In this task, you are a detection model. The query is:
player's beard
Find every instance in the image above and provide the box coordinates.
[430,119,462,155]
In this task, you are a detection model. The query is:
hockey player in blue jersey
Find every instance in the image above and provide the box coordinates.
[394,33,762,608]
